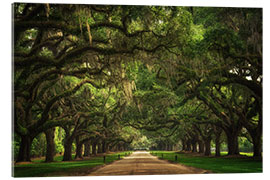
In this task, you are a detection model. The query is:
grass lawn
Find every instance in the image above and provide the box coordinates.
[150,151,262,173]
[13,151,132,177]
[210,151,254,157]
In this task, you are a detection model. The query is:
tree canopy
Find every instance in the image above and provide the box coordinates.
[13,3,262,162]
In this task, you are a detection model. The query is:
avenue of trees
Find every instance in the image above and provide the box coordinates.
[13,3,262,162]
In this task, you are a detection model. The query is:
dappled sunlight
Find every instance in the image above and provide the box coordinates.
[13,3,262,177]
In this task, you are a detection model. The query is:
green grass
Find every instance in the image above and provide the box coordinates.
[210,151,254,157]
[31,154,76,163]
[240,152,254,157]
[150,151,262,173]
[13,151,132,177]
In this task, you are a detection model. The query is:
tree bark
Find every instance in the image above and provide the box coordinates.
[162,143,166,150]
[198,140,205,153]
[170,144,173,151]
[204,138,211,156]
[214,126,222,157]
[83,141,91,156]
[252,135,262,157]
[250,131,262,157]
[215,140,221,157]
[123,143,127,151]
[92,142,97,155]
[166,143,169,151]
[105,142,110,152]
[97,143,102,153]
[192,142,197,152]
[75,137,83,159]
[63,138,73,161]
[111,144,117,152]
[181,139,186,151]
[215,133,221,157]
[45,128,55,162]
[102,140,108,153]
[186,139,191,151]
[244,114,262,157]
[16,135,33,162]
[225,130,240,155]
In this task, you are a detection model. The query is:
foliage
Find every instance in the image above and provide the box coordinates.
[54,127,65,154]
[13,3,262,169]
[31,133,46,157]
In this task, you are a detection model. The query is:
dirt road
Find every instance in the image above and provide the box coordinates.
[89,151,209,176]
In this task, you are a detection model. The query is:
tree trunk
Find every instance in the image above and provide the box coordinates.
[215,140,221,157]
[245,118,262,158]
[186,140,191,151]
[112,145,117,152]
[158,142,162,150]
[97,143,102,153]
[214,127,222,157]
[204,138,211,156]
[225,131,239,155]
[181,139,186,151]
[169,144,172,151]
[45,128,55,162]
[102,140,108,153]
[166,143,169,151]
[75,137,83,159]
[84,141,91,156]
[109,143,116,152]
[92,142,97,155]
[163,143,166,150]
[191,140,197,153]
[63,139,73,161]
[170,144,173,151]
[75,143,83,159]
[16,135,33,162]
[105,142,110,152]
[198,140,204,153]
[250,131,262,157]
[124,143,128,151]
[215,134,221,157]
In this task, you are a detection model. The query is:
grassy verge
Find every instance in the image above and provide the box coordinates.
[150,151,262,173]
[13,151,132,177]
[210,151,254,157]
